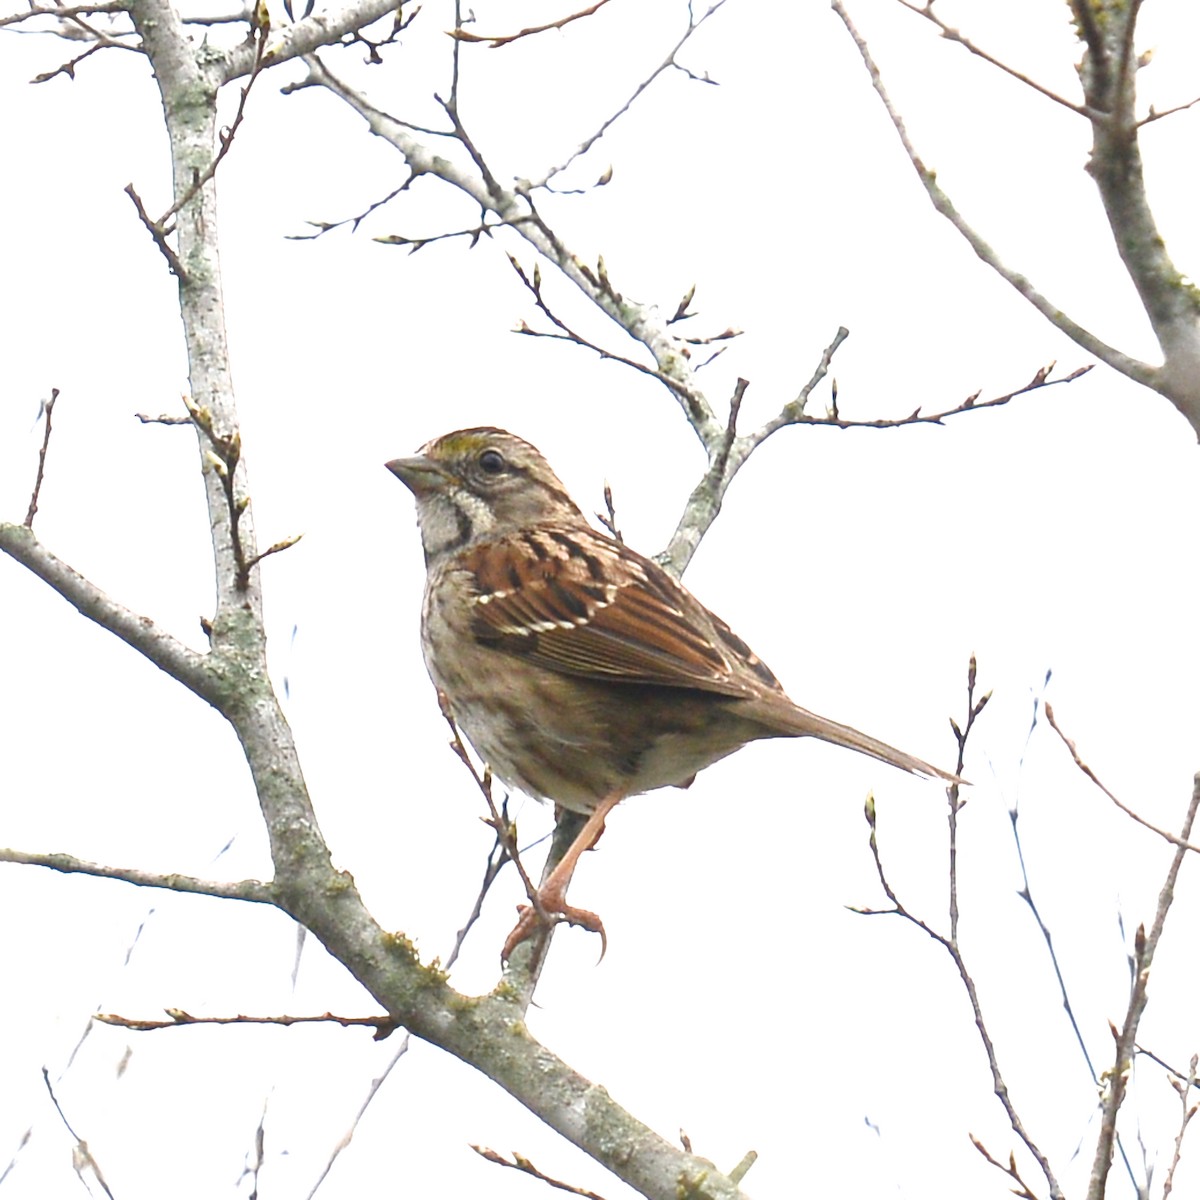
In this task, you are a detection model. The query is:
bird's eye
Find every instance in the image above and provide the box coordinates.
[478,449,506,475]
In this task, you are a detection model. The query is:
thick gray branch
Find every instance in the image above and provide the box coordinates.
[2,3,755,1191]
[0,522,210,695]
[1068,0,1200,434]
[223,0,398,81]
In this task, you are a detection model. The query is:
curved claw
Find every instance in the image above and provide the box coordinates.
[501,898,607,964]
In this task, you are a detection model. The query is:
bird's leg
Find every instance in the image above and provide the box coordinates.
[501,790,623,963]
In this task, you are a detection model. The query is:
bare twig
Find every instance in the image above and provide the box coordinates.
[435,92,503,199]
[1045,703,1200,854]
[507,254,705,409]
[125,182,186,278]
[182,394,300,586]
[1087,776,1200,1200]
[159,20,268,227]
[303,55,723,445]
[436,692,541,908]
[1010,693,1100,1085]
[31,38,135,83]
[0,523,211,693]
[769,361,1091,436]
[894,0,1085,115]
[853,658,1062,1199]
[42,1070,115,1200]
[95,1009,397,1037]
[449,0,612,48]
[0,847,274,902]
[1136,1046,1200,1091]
[523,1,727,190]
[596,482,623,543]
[0,2,126,27]
[472,1146,609,1199]
[1161,1054,1199,1200]
[301,1038,413,1200]
[969,1135,1041,1200]
[23,388,59,528]
[135,411,191,425]
[287,178,418,241]
[1139,95,1200,127]
[830,0,1158,391]
[1009,689,1137,1186]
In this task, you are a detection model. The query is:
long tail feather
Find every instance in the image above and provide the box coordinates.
[780,705,962,783]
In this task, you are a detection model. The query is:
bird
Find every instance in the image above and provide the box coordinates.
[387,427,957,961]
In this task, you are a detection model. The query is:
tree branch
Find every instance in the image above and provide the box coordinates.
[1086,774,1200,1200]
[301,54,723,449]
[0,523,211,695]
[0,848,273,903]
[831,0,1159,392]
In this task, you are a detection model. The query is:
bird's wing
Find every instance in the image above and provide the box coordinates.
[461,524,784,699]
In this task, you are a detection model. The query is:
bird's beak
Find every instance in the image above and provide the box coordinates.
[386,454,448,496]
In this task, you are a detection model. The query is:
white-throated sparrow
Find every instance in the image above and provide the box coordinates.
[388,428,956,960]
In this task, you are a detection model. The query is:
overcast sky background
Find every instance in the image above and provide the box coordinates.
[2,2,1200,1198]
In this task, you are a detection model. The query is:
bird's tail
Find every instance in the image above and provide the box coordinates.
[781,705,963,783]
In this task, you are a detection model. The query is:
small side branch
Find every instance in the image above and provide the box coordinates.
[0,523,212,696]
[894,0,1085,115]
[125,183,186,278]
[158,20,269,228]
[852,658,1062,1200]
[522,1,726,189]
[1045,704,1200,854]
[42,1069,115,1200]
[302,40,725,446]
[1161,1054,1199,1200]
[183,394,301,588]
[1087,775,1200,1199]
[472,1146,609,1198]
[23,388,59,528]
[830,0,1157,391]
[0,847,273,903]
[449,0,612,49]
[96,1009,396,1037]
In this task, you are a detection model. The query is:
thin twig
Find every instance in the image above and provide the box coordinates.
[1138,94,1200,127]
[95,1009,397,1036]
[24,388,59,528]
[830,0,1158,390]
[287,178,418,241]
[125,183,186,278]
[507,253,705,410]
[0,847,274,902]
[31,38,135,83]
[472,1146,609,1198]
[159,20,268,227]
[1045,703,1200,854]
[969,1135,1042,1200]
[1087,775,1200,1200]
[42,1070,115,1200]
[894,0,1085,115]
[1161,1054,1199,1200]
[853,658,1062,1200]
[523,1,727,190]
[1009,691,1137,1186]
[436,692,541,908]
[449,0,612,48]
[0,2,126,27]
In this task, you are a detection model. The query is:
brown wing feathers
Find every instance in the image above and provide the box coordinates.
[467,526,756,696]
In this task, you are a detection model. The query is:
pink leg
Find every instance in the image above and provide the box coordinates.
[501,790,623,963]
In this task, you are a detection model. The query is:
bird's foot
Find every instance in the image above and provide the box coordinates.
[501,894,607,964]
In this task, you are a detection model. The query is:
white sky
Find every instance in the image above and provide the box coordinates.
[2,1,1200,1198]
